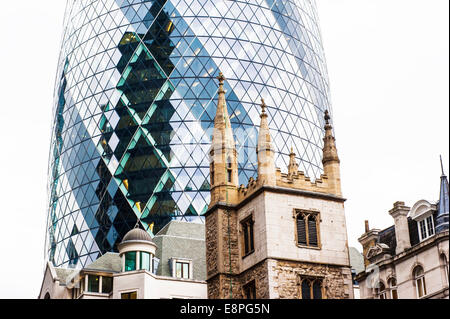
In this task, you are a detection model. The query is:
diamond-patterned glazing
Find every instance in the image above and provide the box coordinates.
[46,0,333,268]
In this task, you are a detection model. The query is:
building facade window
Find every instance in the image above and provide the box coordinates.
[87,275,100,293]
[295,210,320,248]
[121,291,137,299]
[414,266,427,298]
[388,278,398,299]
[418,215,435,242]
[176,261,190,279]
[299,276,324,299]
[140,252,151,272]
[376,282,387,299]
[124,251,137,272]
[241,216,255,257]
[102,276,113,294]
[243,280,256,299]
[152,257,159,275]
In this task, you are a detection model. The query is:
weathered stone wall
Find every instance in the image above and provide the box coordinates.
[207,261,270,299]
[207,274,242,299]
[239,260,270,299]
[206,207,241,299]
[206,212,219,278]
[268,259,353,299]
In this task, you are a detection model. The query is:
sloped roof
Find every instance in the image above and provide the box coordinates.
[54,268,77,285]
[154,221,206,281]
[84,252,122,273]
[155,220,205,240]
[438,174,449,217]
[375,215,425,257]
[378,225,396,255]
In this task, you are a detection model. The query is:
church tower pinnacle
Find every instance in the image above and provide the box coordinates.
[257,99,276,186]
[322,110,342,196]
[288,147,299,179]
[209,73,239,206]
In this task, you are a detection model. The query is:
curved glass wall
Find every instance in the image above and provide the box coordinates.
[46,0,333,268]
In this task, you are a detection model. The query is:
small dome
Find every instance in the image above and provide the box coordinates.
[122,228,153,243]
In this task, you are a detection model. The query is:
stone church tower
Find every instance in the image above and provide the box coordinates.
[205,74,354,299]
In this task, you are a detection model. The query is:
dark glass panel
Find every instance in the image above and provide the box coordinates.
[87,275,100,293]
[301,280,311,299]
[102,276,113,294]
[121,291,137,299]
[125,251,137,272]
[313,280,322,299]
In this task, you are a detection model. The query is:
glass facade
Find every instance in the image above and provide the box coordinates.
[46,0,333,268]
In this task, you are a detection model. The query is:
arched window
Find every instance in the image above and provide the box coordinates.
[299,277,324,299]
[376,282,387,299]
[295,210,321,248]
[44,292,51,300]
[414,266,427,298]
[388,278,398,299]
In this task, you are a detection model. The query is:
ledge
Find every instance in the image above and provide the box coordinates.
[206,185,346,217]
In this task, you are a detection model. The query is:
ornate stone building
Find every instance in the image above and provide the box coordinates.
[356,160,449,299]
[205,74,353,299]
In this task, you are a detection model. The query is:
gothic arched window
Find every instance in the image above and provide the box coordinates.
[414,266,427,298]
[388,278,398,299]
[295,210,321,248]
[299,276,324,299]
[376,282,387,299]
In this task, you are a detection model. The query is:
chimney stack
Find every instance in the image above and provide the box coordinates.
[389,201,411,255]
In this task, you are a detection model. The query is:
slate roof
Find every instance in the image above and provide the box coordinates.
[54,268,77,285]
[84,252,122,273]
[378,225,396,256]
[438,170,449,218]
[153,221,206,281]
[377,216,426,256]
[155,220,205,240]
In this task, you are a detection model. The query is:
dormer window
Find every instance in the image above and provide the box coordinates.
[409,200,436,242]
[418,215,435,242]
[176,261,190,279]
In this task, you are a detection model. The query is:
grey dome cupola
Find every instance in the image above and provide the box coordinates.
[121,227,153,244]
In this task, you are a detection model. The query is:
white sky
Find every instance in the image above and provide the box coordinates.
[0,0,448,299]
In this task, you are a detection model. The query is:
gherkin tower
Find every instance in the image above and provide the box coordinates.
[47,0,333,268]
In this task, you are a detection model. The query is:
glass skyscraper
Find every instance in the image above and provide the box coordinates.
[47,0,333,268]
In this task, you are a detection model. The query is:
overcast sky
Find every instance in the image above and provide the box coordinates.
[0,0,448,299]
